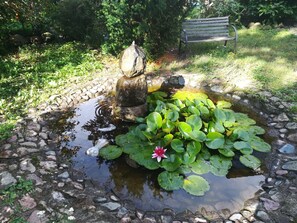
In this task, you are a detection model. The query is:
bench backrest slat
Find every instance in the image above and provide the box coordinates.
[182,17,230,38]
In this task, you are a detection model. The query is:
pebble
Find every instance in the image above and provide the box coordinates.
[275,113,289,122]
[278,144,296,154]
[117,207,128,218]
[100,202,121,211]
[256,211,270,222]
[20,159,36,173]
[282,161,297,171]
[20,142,37,148]
[39,161,57,171]
[51,191,66,202]
[93,196,107,203]
[0,171,17,186]
[288,133,297,142]
[18,195,37,210]
[58,171,69,179]
[285,122,297,129]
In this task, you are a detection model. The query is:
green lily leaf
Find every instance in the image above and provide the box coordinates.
[174,99,185,109]
[214,108,227,123]
[250,137,271,152]
[206,99,216,109]
[240,154,261,170]
[171,139,185,153]
[233,129,251,141]
[217,100,232,109]
[189,130,206,142]
[200,146,211,160]
[172,91,208,102]
[218,148,235,157]
[187,141,201,156]
[183,152,196,165]
[99,145,123,160]
[166,102,180,112]
[249,126,265,135]
[210,155,232,176]
[198,105,209,116]
[240,147,253,155]
[158,171,183,191]
[183,175,210,196]
[186,115,202,130]
[190,158,211,174]
[130,148,159,170]
[205,132,225,149]
[165,110,179,122]
[188,106,201,115]
[178,122,192,139]
[162,134,173,147]
[235,112,256,125]
[234,141,251,150]
[214,121,225,133]
[115,133,140,147]
[161,154,182,171]
[147,112,162,131]
[162,119,175,133]
[177,165,192,174]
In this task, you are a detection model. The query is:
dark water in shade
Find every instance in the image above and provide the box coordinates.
[53,94,268,213]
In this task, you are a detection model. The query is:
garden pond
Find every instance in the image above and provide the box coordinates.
[49,89,272,213]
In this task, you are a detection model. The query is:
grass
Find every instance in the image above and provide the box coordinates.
[157,27,297,104]
[0,178,34,222]
[0,27,296,141]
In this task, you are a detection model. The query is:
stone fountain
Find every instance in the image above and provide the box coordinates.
[115,42,148,121]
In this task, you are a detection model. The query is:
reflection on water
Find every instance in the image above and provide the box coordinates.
[52,96,266,213]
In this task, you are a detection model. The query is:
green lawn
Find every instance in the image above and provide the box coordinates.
[1,27,297,141]
[157,27,297,107]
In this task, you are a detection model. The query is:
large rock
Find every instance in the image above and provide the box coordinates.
[115,74,147,107]
[119,42,146,78]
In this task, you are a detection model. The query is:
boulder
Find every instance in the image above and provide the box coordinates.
[115,74,147,107]
[119,41,146,78]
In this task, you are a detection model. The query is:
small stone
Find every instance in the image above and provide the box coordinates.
[93,196,107,203]
[45,151,56,156]
[143,216,157,223]
[17,147,39,156]
[161,215,173,223]
[58,171,69,179]
[117,207,128,218]
[286,122,297,130]
[282,161,297,171]
[229,213,243,221]
[111,195,119,201]
[260,197,280,211]
[136,210,144,219]
[19,141,37,148]
[211,85,223,93]
[52,191,66,202]
[279,128,288,133]
[39,132,48,140]
[20,159,36,173]
[26,174,44,185]
[194,217,207,223]
[27,210,48,223]
[278,144,296,154]
[9,164,18,171]
[0,171,17,186]
[71,181,83,190]
[276,170,288,175]
[39,161,57,171]
[232,95,241,100]
[256,211,270,222]
[58,182,65,187]
[270,96,280,102]
[2,144,12,150]
[121,216,132,223]
[19,195,37,210]
[276,113,289,122]
[100,202,121,211]
[288,133,297,142]
[28,123,41,132]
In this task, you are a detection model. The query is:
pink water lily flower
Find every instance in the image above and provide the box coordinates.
[152,146,167,162]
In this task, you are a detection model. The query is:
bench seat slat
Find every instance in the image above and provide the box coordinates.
[183,22,229,28]
[185,36,235,43]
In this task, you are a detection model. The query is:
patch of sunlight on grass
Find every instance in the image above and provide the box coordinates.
[272,30,294,40]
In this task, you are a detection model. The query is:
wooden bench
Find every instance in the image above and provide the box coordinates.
[179,16,238,53]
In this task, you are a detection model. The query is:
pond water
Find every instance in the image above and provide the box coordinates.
[52,92,268,213]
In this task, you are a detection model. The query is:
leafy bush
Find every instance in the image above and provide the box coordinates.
[99,91,271,196]
[196,0,244,24]
[52,0,105,44]
[101,0,194,57]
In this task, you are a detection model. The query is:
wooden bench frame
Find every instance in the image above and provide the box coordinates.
[179,16,238,53]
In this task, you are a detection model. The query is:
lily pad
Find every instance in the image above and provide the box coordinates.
[214,108,227,123]
[234,141,251,150]
[130,148,159,170]
[210,155,232,176]
[183,175,210,196]
[99,145,123,160]
[178,122,192,139]
[171,139,185,153]
[186,115,202,130]
[190,158,211,174]
[205,132,225,149]
[158,171,183,191]
[147,112,162,131]
[218,148,235,157]
[250,138,271,152]
[161,154,182,171]
[239,154,261,170]
[217,100,232,109]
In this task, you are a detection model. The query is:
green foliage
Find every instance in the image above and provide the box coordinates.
[52,0,105,44]
[0,42,103,122]
[1,178,34,205]
[101,0,195,57]
[0,121,14,141]
[105,90,271,196]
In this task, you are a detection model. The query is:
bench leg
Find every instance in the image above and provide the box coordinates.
[178,40,182,54]
[224,40,228,47]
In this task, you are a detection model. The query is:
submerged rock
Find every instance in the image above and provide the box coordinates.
[86,138,109,157]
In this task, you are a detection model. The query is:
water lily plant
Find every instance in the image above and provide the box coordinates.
[98,90,271,196]
[152,146,167,162]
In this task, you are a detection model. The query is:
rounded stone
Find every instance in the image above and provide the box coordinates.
[119,42,146,78]
[115,74,148,107]
[278,144,296,154]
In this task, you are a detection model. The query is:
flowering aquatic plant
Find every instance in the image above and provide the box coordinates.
[152,146,167,162]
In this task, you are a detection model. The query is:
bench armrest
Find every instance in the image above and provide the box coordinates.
[230,25,238,41]
[181,29,188,43]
